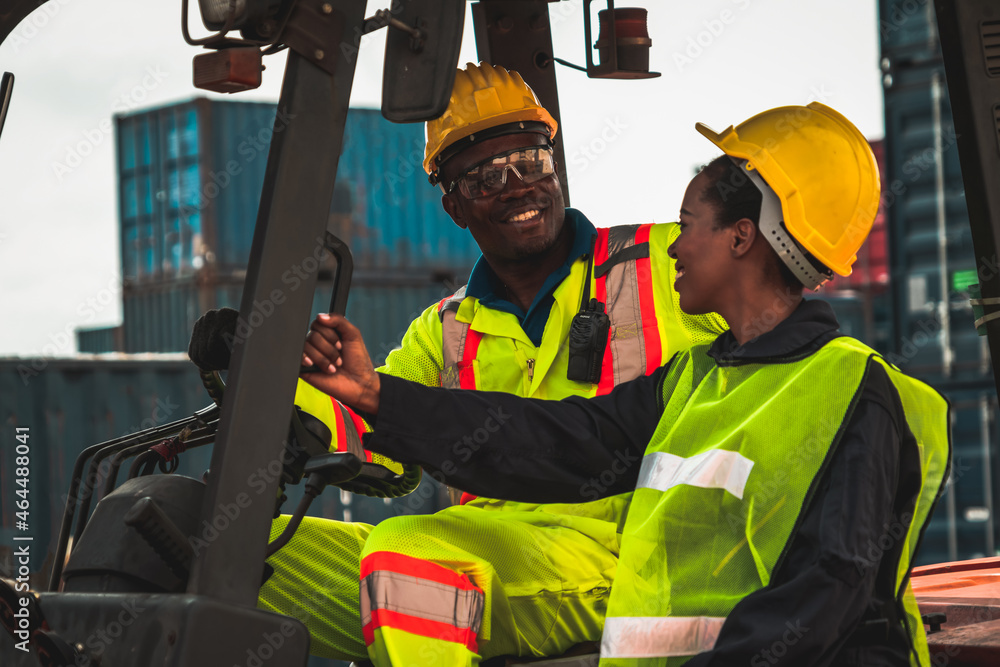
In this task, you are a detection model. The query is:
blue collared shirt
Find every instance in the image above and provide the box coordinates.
[464,208,597,346]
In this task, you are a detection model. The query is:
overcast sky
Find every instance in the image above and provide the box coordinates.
[0,0,885,356]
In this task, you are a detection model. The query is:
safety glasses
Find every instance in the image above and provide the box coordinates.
[446,146,556,199]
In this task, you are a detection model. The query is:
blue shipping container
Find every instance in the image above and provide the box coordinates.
[115,99,483,283]
[0,357,450,579]
[76,326,123,354]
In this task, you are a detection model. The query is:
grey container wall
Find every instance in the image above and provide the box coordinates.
[121,280,214,353]
[209,279,466,364]
[0,356,450,579]
[115,99,482,283]
[76,326,123,354]
[0,358,210,572]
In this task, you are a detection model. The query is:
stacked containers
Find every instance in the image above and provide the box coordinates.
[879,0,998,562]
[0,358,448,578]
[110,99,480,355]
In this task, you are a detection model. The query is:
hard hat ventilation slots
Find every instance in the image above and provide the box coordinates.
[733,159,833,291]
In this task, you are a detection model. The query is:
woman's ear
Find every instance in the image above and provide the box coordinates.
[731,218,757,258]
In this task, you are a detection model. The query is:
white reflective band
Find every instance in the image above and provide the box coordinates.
[637,450,754,500]
[601,616,725,658]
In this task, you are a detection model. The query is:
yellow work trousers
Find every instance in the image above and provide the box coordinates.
[258,499,620,666]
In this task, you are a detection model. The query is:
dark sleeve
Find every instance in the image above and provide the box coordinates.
[362,365,668,503]
[685,362,916,667]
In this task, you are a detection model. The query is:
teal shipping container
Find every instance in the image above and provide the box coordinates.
[0,356,448,580]
[76,326,123,354]
[115,99,482,284]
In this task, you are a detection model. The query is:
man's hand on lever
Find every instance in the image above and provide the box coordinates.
[301,313,381,415]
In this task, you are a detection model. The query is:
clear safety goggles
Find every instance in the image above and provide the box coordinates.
[446,146,556,199]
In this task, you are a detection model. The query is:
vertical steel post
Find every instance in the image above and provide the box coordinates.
[472,1,571,205]
[186,0,368,605]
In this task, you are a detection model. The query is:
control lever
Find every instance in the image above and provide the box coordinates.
[124,496,196,580]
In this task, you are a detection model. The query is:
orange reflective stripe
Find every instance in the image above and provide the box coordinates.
[593,228,617,396]
[360,552,484,651]
[342,401,373,461]
[360,552,482,591]
[331,395,347,452]
[634,223,662,374]
[362,609,479,652]
[458,328,483,390]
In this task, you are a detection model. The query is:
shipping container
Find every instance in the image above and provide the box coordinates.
[0,356,211,572]
[0,357,450,579]
[76,326,123,354]
[333,110,483,269]
[121,274,470,357]
[115,99,482,284]
[121,279,214,353]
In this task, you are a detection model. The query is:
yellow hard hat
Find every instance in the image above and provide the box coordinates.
[696,102,880,283]
[424,62,558,184]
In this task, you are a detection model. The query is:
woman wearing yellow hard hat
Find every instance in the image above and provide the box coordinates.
[300,104,950,666]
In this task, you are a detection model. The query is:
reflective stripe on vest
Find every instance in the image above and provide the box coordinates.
[600,338,951,666]
[637,450,755,500]
[601,616,725,659]
[359,551,484,652]
[594,224,660,395]
[439,225,657,392]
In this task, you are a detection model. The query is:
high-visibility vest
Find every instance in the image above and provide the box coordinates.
[438,223,727,505]
[439,224,712,395]
[600,337,951,667]
[293,222,727,513]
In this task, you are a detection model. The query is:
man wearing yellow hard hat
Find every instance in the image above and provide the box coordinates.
[239,62,726,665]
[299,102,951,666]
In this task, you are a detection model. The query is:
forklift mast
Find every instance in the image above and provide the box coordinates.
[1,0,999,665]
